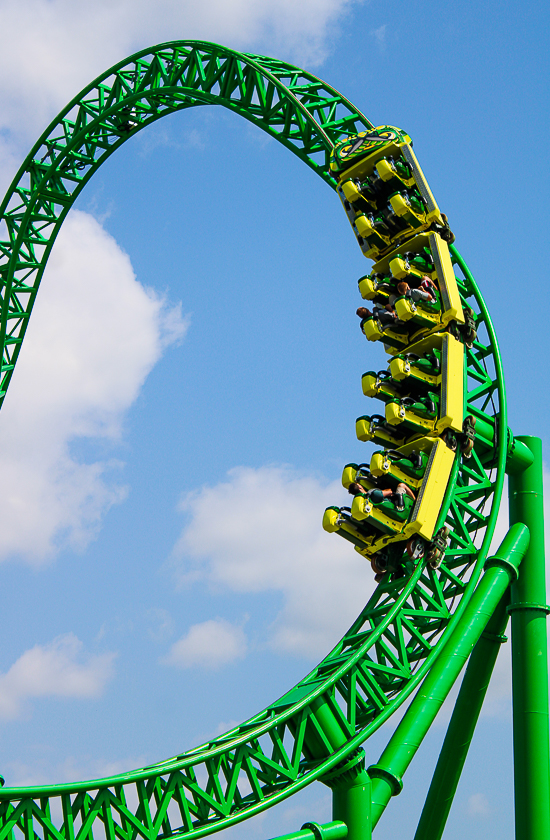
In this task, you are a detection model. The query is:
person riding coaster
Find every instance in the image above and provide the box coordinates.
[356,292,444,346]
[357,250,436,303]
[393,293,442,331]
[356,229,466,343]
[347,479,416,514]
[362,362,441,407]
[322,504,416,578]
[357,302,402,331]
[356,307,410,351]
[396,275,438,306]
[359,272,440,320]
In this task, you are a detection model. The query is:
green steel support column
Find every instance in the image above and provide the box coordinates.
[368,523,530,828]
[508,436,550,840]
[413,437,538,840]
[309,698,372,840]
[332,770,372,840]
[507,435,535,475]
[413,592,510,840]
[331,777,371,840]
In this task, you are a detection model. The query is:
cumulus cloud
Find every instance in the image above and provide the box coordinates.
[4,752,147,789]
[371,23,387,51]
[0,209,188,562]
[0,0,362,191]
[171,460,550,673]
[466,792,491,818]
[172,465,375,658]
[164,619,247,670]
[0,633,116,719]
[147,608,176,643]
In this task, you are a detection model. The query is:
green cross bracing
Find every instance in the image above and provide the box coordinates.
[0,40,373,411]
[0,38,545,840]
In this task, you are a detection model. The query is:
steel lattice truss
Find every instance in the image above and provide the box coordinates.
[0,40,507,840]
[0,41,373,410]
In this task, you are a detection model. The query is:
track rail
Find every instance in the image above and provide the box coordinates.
[0,41,506,840]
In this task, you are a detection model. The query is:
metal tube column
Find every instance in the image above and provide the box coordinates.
[368,524,530,828]
[331,775,371,840]
[509,436,550,840]
[413,436,534,839]
[306,700,372,840]
[413,593,510,840]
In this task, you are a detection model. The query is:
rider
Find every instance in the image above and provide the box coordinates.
[357,300,401,330]
[347,480,416,512]
[396,275,437,304]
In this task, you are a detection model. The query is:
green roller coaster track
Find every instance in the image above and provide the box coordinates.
[0,40,547,840]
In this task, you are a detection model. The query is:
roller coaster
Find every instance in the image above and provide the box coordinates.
[0,40,548,840]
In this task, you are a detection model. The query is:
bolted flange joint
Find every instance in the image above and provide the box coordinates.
[367,764,403,796]
[320,749,366,788]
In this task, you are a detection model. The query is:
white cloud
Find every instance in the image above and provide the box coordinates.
[172,460,550,673]
[0,633,116,719]
[147,608,175,643]
[172,465,376,658]
[466,792,491,818]
[164,619,247,670]
[0,0,363,192]
[5,754,147,788]
[371,23,387,50]
[0,209,188,563]
[0,1,357,557]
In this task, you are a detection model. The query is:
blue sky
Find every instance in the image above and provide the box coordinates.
[0,1,549,838]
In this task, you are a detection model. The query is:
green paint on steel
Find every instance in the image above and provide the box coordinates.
[414,591,510,840]
[0,40,374,411]
[369,523,530,828]
[266,820,348,840]
[0,40,511,840]
[509,437,550,840]
[332,775,372,840]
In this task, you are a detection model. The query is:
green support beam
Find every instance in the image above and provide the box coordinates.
[307,698,372,840]
[413,592,510,840]
[266,820,348,840]
[331,777,371,840]
[509,437,550,840]
[368,523,530,828]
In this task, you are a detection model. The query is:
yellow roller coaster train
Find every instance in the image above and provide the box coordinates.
[323,124,475,580]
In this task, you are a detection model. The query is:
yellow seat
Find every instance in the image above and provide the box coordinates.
[341,180,362,204]
[369,451,425,490]
[356,415,408,447]
[363,319,384,342]
[358,275,381,300]
[394,296,441,327]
